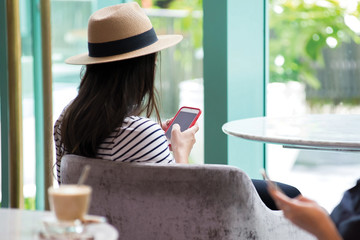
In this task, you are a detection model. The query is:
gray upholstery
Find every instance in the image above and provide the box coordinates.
[60,154,315,240]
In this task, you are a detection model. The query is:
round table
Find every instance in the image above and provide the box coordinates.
[222,114,360,151]
[0,208,119,240]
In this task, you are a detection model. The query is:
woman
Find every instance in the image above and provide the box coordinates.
[54,2,199,183]
[54,2,300,210]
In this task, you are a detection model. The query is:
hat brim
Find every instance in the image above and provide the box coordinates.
[65,35,183,65]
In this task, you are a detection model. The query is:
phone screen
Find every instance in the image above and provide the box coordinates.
[165,108,200,140]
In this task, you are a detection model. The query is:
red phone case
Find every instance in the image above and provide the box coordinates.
[164,106,202,135]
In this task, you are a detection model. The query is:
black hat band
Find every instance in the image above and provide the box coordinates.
[88,28,158,58]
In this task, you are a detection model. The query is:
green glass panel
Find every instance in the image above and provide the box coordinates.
[203,0,228,165]
[31,0,45,210]
[0,0,10,208]
[203,0,267,178]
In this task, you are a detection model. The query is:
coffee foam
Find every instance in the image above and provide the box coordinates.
[50,185,91,195]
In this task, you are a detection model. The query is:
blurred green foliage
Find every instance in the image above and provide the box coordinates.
[167,0,202,49]
[136,0,203,65]
[138,0,360,91]
[24,197,36,210]
[0,197,35,210]
[270,0,360,89]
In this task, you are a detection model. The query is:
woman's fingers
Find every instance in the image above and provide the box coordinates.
[268,185,289,203]
[268,186,300,211]
[189,123,199,133]
[171,123,199,164]
[172,123,180,134]
[172,123,199,137]
[161,118,173,131]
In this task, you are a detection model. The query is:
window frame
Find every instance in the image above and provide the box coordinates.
[1,0,10,208]
[203,0,267,178]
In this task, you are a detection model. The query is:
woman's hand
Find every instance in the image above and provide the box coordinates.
[171,123,199,164]
[268,187,342,240]
[161,118,173,132]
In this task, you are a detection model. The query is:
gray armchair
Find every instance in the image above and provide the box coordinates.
[60,154,315,240]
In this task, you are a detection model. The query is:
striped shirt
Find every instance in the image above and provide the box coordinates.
[54,109,174,182]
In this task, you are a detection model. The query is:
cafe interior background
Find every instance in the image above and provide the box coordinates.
[1,0,360,213]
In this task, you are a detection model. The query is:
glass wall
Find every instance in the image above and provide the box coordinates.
[0,115,2,206]
[0,0,9,207]
[20,0,36,209]
[51,0,90,141]
[268,0,360,211]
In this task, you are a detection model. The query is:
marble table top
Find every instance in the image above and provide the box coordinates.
[222,114,360,151]
[0,208,119,240]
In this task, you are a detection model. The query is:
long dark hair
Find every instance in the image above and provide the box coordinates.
[60,52,159,157]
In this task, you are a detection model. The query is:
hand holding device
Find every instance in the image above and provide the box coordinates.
[164,106,201,143]
[262,170,343,240]
[170,123,199,163]
[260,169,284,194]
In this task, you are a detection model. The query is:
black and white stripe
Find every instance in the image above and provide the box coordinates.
[97,116,173,163]
[54,111,174,183]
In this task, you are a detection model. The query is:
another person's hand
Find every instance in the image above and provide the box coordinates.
[171,123,199,164]
[268,186,342,240]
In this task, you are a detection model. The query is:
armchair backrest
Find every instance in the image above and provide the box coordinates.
[60,154,315,240]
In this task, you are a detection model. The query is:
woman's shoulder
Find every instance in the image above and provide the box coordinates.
[113,115,165,142]
[100,116,173,163]
[125,116,157,123]
[122,116,162,131]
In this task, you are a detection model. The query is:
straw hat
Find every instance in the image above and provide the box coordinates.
[66,2,183,65]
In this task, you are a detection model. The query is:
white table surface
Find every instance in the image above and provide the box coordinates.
[0,208,119,240]
[222,114,360,151]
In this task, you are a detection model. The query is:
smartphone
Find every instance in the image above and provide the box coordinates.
[260,169,284,193]
[164,106,201,142]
